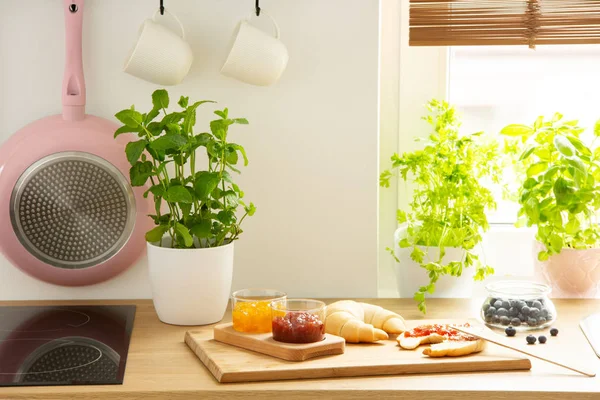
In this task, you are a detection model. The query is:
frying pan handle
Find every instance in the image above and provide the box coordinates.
[62,0,86,121]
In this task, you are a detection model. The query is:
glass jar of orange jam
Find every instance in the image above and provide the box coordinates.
[231,289,286,333]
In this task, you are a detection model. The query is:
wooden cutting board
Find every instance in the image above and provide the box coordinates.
[185,319,532,383]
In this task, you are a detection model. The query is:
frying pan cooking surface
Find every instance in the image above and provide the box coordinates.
[9,152,135,269]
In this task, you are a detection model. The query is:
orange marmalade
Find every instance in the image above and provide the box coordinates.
[403,323,477,341]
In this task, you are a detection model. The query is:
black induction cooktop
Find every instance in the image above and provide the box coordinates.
[0,305,135,387]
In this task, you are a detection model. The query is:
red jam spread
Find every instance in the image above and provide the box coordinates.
[272,312,325,343]
[403,323,477,341]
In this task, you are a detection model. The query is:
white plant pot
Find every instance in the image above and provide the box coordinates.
[147,239,234,325]
[533,240,600,298]
[394,226,475,298]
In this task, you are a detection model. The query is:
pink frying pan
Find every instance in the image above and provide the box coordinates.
[0,0,151,286]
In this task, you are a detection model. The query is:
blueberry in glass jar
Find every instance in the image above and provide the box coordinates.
[501,300,510,309]
[527,317,538,327]
[497,308,508,317]
[532,300,543,310]
[521,306,531,316]
[510,318,521,326]
[509,307,518,317]
[494,300,503,309]
[482,303,491,313]
[486,306,497,316]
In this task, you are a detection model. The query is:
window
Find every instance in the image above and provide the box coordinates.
[447,45,600,223]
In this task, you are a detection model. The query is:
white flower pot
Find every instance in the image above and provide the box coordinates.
[147,239,234,325]
[533,240,600,298]
[394,227,475,298]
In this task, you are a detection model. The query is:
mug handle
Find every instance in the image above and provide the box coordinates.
[153,9,186,40]
[246,10,281,39]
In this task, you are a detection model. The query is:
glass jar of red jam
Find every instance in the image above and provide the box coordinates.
[270,299,326,344]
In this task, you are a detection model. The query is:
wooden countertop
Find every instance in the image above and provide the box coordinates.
[0,298,598,400]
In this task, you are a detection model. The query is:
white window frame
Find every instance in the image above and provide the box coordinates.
[378,0,535,298]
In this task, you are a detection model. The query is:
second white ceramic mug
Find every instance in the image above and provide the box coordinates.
[221,11,289,87]
[124,9,193,86]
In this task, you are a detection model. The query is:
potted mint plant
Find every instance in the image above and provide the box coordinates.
[501,114,600,297]
[114,89,255,325]
[381,100,501,313]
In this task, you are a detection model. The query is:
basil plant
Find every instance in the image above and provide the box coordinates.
[501,114,600,260]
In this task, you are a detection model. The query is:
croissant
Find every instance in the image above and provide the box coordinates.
[325,300,406,343]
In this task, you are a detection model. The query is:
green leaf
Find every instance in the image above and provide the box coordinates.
[114,125,141,138]
[523,177,538,190]
[143,184,164,198]
[396,210,407,224]
[244,202,256,216]
[519,147,536,161]
[178,96,189,108]
[217,210,236,225]
[125,140,148,166]
[152,89,169,110]
[115,109,143,128]
[229,144,249,166]
[233,118,249,125]
[190,220,212,238]
[214,110,227,119]
[533,116,544,130]
[174,222,193,247]
[210,119,226,140]
[226,149,238,165]
[594,120,600,137]
[566,136,592,157]
[565,218,581,234]
[538,251,550,261]
[500,124,533,137]
[194,172,220,200]
[150,134,188,151]
[129,161,153,186]
[145,225,168,242]
[221,190,239,207]
[554,135,576,158]
[164,186,193,203]
[526,162,548,177]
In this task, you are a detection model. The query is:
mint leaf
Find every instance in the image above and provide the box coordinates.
[150,134,188,151]
[114,125,141,138]
[115,109,143,128]
[174,222,193,247]
[164,185,193,203]
[190,220,212,238]
[194,172,220,200]
[145,225,168,242]
[125,140,147,166]
[129,161,153,186]
[152,89,169,110]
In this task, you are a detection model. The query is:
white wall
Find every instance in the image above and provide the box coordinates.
[0,0,380,300]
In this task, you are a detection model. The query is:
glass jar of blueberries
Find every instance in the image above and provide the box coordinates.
[481,281,557,331]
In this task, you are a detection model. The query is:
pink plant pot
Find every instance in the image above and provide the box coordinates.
[533,241,600,298]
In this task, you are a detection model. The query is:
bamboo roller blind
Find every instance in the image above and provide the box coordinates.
[410,0,600,47]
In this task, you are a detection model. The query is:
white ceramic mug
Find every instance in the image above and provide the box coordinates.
[221,11,289,86]
[124,9,193,86]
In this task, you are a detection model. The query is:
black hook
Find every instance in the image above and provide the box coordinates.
[159,0,165,15]
[255,0,261,16]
